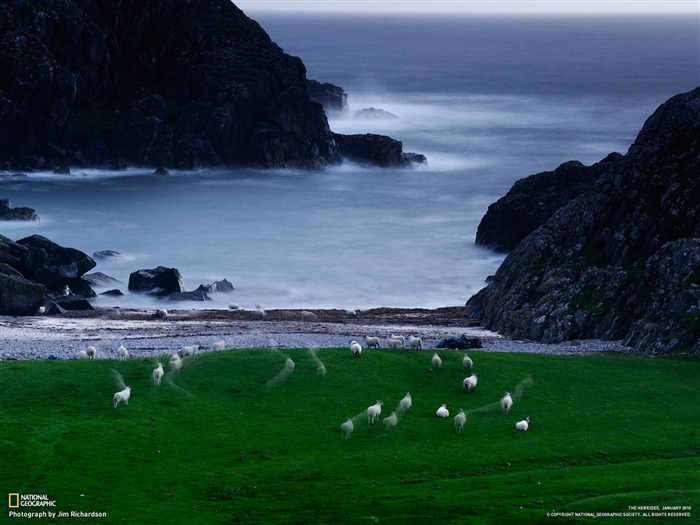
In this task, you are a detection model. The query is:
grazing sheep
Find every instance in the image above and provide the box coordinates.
[515,416,532,431]
[152,363,164,386]
[285,357,295,374]
[454,409,467,432]
[435,404,449,418]
[462,353,473,370]
[113,386,131,408]
[382,411,398,429]
[316,363,327,376]
[38,306,46,314]
[301,311,317,322]
[345,309,357,317]
[154,308,168,319]
[387,337,403,349]
[86,346,97,360]
[169,353,182,372]
[500,392,513,414]
[463,373,479,393]
[340,418,354,440]
[117,344,128,361]
[211,341,225,351]
[408,336,422,350]
[364,336,380,349]
[431,352,442,369]
[350,340,362,358]
[78,350,89,359]
[399,392,412,412]
[179,345,198,358]
[367,401,383,423]
[389,334,405,348]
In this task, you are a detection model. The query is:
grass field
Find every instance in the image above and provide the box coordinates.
[1,348,698,524]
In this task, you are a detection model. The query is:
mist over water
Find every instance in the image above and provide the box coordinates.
[2,15,697,311]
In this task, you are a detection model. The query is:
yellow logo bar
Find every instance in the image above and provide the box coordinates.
[8,493,20,508]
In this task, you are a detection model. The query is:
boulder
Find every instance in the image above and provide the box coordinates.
[100,289,124,296]
[354,107,400,120]
[196,279,234,293]
[16,234,96,289]
[0,262,45,315]
[0,198,39,221]
[0,234,29,273]
[168,290,212,302]
[83,272,121,287]
[332,132,426,168]
[48,296,94,311]
[128,266,185,295]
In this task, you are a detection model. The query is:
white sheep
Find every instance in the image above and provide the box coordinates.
[515,416,532,431]
[117,344,128,361]
[364,336,380,349]
[454,409,467,432]
[152,363,164,386]
[301,310,317,322]
[386,337,403,349]
[367,401,383,423]
[389,334,405,348]
[169,353,182,372]
[154,308,168,319]
[179,345,198,358]
[285,357,295,374]
[253,304,266,317]
[340,418,354,440]
[350,340,362,358]
[500,392,513,414]
[409,336,422,350]
[113,386,131,408]
[462,353,473,370]
[463,373,479,393]
[431,352,442,369]
[382,411,398,429]
[399,392,412,412]
[86,346,97,360]
[436,404,449,418]
[78,350,89,359]
[211,341,225,351]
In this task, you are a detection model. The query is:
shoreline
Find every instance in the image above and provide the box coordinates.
[0,306,634,361]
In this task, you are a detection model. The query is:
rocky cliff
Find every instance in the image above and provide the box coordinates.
[468,87,700,355]
[0,0,342,169]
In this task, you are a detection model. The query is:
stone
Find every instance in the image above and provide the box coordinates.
[168,290,212,302]
[128,266,185,295]
[0,262,45,315]
[0,198,39,221]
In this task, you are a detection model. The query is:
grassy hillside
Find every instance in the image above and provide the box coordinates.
[1,348,698,524]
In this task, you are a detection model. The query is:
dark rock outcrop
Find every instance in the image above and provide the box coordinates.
[468,87,700,354]
[168,290,212,302]
[196,279,234,293]
[0,198,39,221]
[0,0,341,170]
[307,80,348,115]
[475,154,622,252]
[332,133,424,168]
[354,107,400,120]
[128,266,185,295]
[0,262,45,315]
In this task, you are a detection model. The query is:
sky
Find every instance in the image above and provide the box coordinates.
[235,1,698,16]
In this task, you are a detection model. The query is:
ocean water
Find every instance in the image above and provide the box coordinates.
[1,15,698,311]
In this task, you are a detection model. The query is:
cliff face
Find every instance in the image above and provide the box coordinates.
[0,0,340,169]
[468,87,700,355]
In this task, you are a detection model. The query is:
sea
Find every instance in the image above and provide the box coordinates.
[1,14,698,311]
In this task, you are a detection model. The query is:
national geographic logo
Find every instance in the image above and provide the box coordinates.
[7,493,57,507]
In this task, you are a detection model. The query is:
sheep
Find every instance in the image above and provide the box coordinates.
[500,392,513,414]
[211,341,225,351]
[179,345,198,358]
[152,363,164,386]
[113,386,131,408]
[389,334,405,348]
[408,336,422,350]
[515,416,532,431]
[382,411,398,429]
[38,306,46,314]
[364,336,380,349]
[86,346,97,360]
[462,353,473,370]
[463,373,479,393]
[386,337,403,349]
[340,418,354,440]
[253,304,266,317]
[154,308,168,319]
[431,352,442,369]
[367,401,383,423]
[169,353,182,372]
[285,357,295,374]
[350,340,362,358]
[435,404,449,418]
[117,344,128,361]
[77,350,89,360]
[399,392,412,412]
[454,409,467,432]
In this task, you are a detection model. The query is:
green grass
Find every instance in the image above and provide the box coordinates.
[1,349,698,524]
